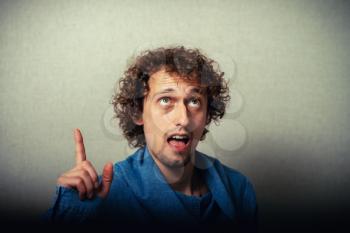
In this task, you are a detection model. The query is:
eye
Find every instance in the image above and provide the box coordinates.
[188,98,200,108]
[159,97,171,106]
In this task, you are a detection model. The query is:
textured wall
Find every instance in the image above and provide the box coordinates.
[0,0,349,230]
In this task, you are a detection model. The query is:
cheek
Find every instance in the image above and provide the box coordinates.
[196,110,207,124]
[151,111,171,130]
[192,114,207,133]
[144,111,168,138]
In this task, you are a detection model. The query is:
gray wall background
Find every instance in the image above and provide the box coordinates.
[1,0,349,229]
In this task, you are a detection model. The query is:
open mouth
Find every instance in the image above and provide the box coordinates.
[167,135,190,144]
[167,134,191,151]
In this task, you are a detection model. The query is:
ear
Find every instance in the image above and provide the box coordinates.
[133,117,144,126]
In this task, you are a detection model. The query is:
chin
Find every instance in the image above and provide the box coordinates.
[161,155,191,168]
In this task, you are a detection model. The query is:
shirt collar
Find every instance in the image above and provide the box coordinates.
[119,146,236,221]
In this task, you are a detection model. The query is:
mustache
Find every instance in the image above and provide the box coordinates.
[164,127,190,138]
[164,128,203,141]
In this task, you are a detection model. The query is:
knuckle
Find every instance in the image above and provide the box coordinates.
[82,160,92,167]
[75,168,86,176]
[103,173,112,182]
[91,175,98,183]
[78,189,86,196]
[81,170,90,177]
[78,185,85,194]
[86,187,93,194]
[85,160,92,166]
[77,178,84,187]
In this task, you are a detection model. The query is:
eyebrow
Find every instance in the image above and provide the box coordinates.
[153,87,205,97]
[154,88,175,96]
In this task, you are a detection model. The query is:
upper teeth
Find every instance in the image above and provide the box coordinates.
[172,135,188,139]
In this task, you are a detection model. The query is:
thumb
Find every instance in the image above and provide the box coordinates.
[98,162,114,198]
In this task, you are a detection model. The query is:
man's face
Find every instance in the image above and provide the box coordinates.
[137,69,208,168]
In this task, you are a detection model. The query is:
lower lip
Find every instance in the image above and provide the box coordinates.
[167,139,191,153]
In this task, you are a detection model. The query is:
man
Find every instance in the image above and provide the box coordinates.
[44,46,257,232]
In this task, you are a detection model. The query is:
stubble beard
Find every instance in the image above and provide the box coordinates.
[155,150,192,169]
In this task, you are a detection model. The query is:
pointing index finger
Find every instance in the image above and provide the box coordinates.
[74,128,86,164]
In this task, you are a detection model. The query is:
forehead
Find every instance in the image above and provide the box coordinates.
[148,70,205,94]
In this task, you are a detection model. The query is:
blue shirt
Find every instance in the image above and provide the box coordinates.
[44,147,257,231]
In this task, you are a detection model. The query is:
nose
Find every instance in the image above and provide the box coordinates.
[173,102,190,127]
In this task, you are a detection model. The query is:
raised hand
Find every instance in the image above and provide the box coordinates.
[57,128,113,200]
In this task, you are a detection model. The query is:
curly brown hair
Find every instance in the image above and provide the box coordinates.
[112,46,230,148]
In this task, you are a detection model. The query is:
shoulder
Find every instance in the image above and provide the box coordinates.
[108,147,146,192]
[218,159,255,196]
[112,147,145,180]
[219,161,255,192]
[197,150,256,198]
[197,151,253,187]
[212,158,257,215]
[207,156,258,218]
[113,147,145,171]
